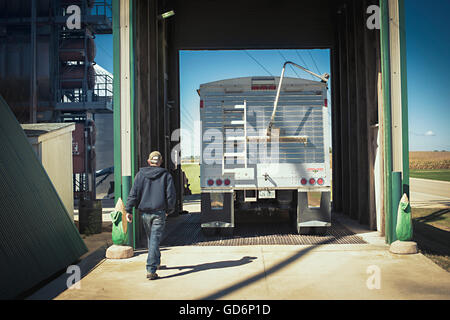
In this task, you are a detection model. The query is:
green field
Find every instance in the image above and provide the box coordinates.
[409,169,450,182]
[181,163,201,194]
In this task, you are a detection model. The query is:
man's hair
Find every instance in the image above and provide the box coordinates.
[148,151,162,165]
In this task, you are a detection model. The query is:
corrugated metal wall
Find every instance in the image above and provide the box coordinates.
[0,96,87,299]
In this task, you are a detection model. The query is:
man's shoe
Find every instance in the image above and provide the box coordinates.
[146,273,159,280]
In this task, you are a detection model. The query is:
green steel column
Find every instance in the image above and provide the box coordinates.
[129,0,138,248]
[120,0,133,248]
[122,176,132,246]
[112,0,122,203]
[390,171,402,243]
[398,0,410,197]
[115,0,135,248]
[380,0,393,244]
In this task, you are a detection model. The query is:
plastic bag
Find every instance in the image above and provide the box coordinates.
[111,198,128,245]
[396,193,413,241]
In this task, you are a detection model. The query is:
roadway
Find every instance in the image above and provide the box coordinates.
[410,178,450,208]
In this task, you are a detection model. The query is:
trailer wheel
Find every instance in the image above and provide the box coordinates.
[219,228,234,237]
[314,227,328,236]
[201,227,217,237]
[298,227,313,235]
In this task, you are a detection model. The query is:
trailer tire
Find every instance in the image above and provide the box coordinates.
[201,227,217,237]
[314,227,328,236]
[219,227,234,237]
[298,227,313,235]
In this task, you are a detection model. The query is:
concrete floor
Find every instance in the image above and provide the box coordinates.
[50,204,450,300]
[54,244,450,300]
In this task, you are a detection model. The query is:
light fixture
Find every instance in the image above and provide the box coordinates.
[159,10,175,19]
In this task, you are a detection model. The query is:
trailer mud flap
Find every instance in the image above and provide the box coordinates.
[296,191,331,234]
[201,192,234,235]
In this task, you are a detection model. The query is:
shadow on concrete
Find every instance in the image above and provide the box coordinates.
[413,220,450,257]
[412,208,450,262]
[133,248,170,257]
[158,256,257,279]
[199,237,336,300]
[414,208,449,225]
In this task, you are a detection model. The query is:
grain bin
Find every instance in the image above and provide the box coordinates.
[60,64,96,89]
[59,38,97,62]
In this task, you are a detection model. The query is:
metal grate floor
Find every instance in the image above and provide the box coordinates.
[161,212,366,246]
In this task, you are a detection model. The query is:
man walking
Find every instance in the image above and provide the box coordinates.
[125,151,176,280]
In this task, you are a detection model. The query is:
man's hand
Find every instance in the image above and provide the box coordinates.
[126,213,133,223]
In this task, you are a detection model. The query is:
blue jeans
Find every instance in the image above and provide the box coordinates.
[141,210,166,274]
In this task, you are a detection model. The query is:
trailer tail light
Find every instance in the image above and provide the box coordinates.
[224,178,231,186]
[207,179,214,186]
[324,98,328,107]
[317,178,324,185]
[215,179,223,186]
[200,100,204,108]
[301,178,307,185]
[309,178,316,185]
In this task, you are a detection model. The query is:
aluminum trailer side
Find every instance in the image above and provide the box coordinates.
[199,76,331,235]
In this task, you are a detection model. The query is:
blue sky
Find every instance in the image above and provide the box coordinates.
[404,0,450,151]
[95,0,450,153]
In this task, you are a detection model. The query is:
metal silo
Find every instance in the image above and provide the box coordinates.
[0,0,112,122]
[0,0,112,204]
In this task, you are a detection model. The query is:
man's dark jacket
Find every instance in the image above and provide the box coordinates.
[125,166,176,214]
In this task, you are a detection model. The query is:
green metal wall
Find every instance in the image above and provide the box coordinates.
[0,96,88,299]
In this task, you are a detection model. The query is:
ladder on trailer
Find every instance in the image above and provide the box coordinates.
[221,101,256,202]
[222,100,247,175]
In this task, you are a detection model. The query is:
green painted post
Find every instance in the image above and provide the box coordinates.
[118,0,136,249]
[114,0,135,248]
[380,0,393,244]
[129,0,138,249]
[112,0,122,203]
[390,171,402,243]
[398,0,410,197]
[122,175,132,246]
